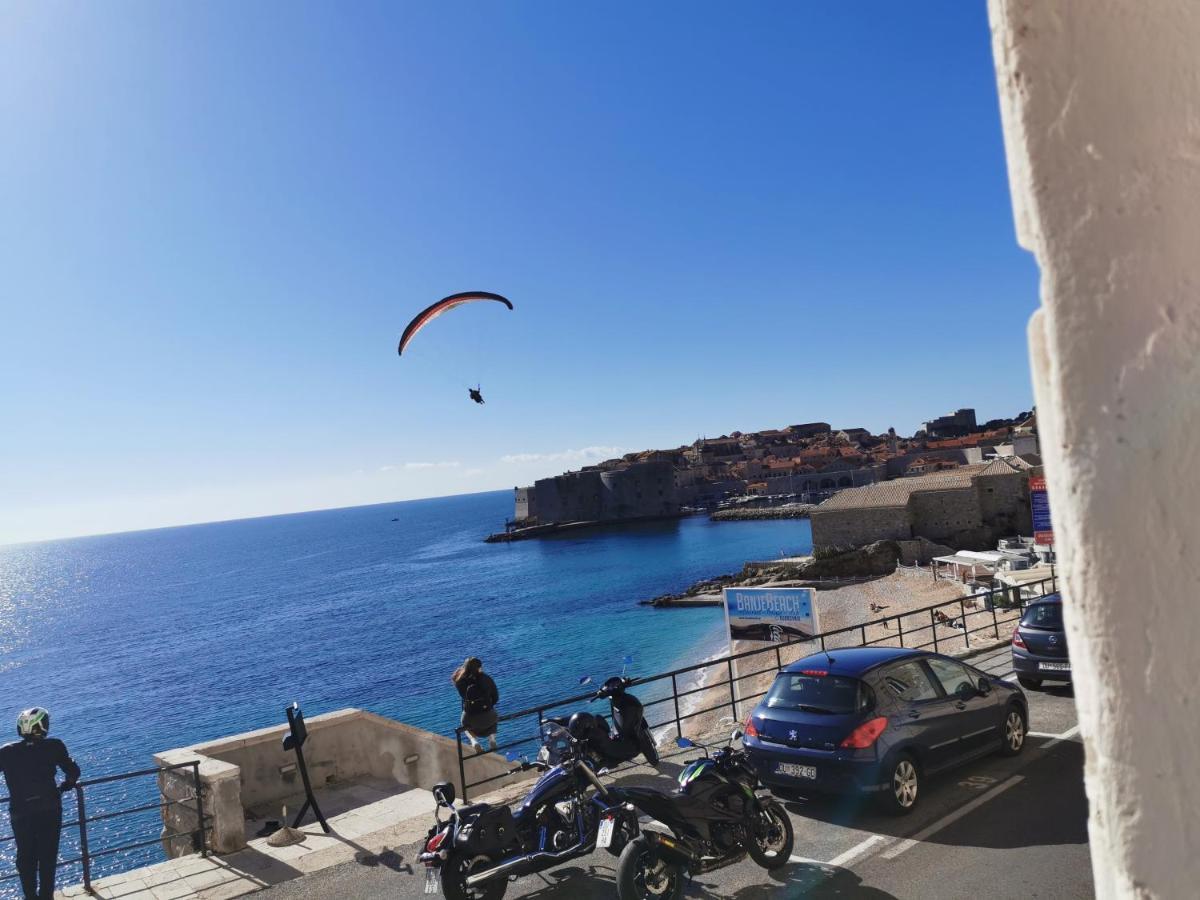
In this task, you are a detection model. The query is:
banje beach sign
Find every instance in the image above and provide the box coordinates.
[722,586,820,645]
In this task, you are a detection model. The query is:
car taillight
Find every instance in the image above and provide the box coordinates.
[1012,628,1027,649]
[425,829,447,853]
[800,669,828,676]
[743,715,759,738]
[839,716,888,749]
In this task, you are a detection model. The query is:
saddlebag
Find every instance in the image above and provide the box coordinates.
[456,804,517,855]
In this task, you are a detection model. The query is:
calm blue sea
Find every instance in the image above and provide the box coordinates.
[0,491,810,889]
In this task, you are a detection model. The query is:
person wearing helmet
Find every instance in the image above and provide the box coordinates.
[0,708,81,900]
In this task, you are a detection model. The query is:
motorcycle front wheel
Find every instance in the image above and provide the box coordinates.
[616,836,684,900]
[440,853,508,900]
[745,800,794,870]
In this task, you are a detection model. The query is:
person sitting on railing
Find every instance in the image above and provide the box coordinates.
[452,657,500,752]
[0,708,80,900]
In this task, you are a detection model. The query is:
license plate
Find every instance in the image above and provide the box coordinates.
[1039,662,1071,671]
[596,816,615,849]
[776,762,817,780]
[424,866,441,894]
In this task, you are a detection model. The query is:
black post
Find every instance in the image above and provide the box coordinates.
[671,674,683,738]
[898,615,905,648]
[960,599,970,649]
[75,786,92,894]
[284,703,330,833]
[192,762,207,856]
[860,624,867,647]
[775,644,783,671]
[727,658,738,721]
[456,729,469,803]
[930,608,939,653]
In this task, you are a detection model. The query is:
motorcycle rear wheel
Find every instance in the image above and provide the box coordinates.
[440,853,508,900]
[745,800,794,870]
[637,723,660,766]
[616,836,684,900]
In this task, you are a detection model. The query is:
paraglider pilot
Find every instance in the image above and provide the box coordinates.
[468,386,485,405]
[0,708,80,900]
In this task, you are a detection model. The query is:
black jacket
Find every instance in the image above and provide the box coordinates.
[455,672,499,711]
[0,738,81,815]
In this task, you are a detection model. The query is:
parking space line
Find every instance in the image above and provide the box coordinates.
[1043,725,1079,747]
[880,775,1024,860]
[789,833,891,870]
[826,834,891,868]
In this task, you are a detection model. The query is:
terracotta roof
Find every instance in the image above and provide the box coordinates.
[814,465,993,511]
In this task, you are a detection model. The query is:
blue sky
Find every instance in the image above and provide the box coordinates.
[0,1,1039,544]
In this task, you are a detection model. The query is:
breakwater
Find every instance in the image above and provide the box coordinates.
[710,503,815,521]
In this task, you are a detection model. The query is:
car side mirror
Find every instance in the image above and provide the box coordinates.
[956,682,975,701]
[432,782,456,807]
[977,679,992,696]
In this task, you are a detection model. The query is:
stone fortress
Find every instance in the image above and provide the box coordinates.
[505,408,1041,552]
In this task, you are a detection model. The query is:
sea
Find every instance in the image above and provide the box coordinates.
[0,490,811,890]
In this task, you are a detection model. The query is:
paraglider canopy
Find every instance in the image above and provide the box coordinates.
[397,291,513,356]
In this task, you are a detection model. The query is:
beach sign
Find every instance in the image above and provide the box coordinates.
[722,586,819,645]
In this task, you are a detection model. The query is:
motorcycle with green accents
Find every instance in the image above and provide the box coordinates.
[603,726,794,900]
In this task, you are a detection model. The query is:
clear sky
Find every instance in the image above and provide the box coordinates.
[0,1,1039,545]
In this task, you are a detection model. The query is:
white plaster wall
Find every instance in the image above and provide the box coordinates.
[989,2,1200,897]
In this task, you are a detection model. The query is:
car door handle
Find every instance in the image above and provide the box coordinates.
[907,710,920,718]
[955,702,967,710]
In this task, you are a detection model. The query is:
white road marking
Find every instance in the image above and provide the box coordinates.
[789,834,891,870]
[1028,725,1080,744]
[880,774,1024,860]
[826,834,891,868]
[1043,725,1079,747]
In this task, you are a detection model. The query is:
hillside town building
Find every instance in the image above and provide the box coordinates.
[506,408,1038,536]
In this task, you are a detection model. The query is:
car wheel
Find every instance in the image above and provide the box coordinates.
[1017,676,1042,691]
[877,752,920,815]
[1000,704,1027,757]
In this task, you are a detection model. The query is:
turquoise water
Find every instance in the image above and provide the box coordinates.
[0,490,810,887]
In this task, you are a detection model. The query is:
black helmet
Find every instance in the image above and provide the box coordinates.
[17,708,50,739]
[567,712,596,740]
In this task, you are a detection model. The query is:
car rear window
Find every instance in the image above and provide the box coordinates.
[1021,603,1063,629]
[766,673,868,714]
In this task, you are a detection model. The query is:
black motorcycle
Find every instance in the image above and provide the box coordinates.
[419,722,640,900]
[607,728,795,900]
[549,674,661,768]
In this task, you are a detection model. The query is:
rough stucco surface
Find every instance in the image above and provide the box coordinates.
[989,2,1200,897]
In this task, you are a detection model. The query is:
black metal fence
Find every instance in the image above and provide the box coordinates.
[456,574,1057,801]
[0,761,208,896]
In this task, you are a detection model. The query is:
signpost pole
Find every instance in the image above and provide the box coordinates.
[284,703,330,834]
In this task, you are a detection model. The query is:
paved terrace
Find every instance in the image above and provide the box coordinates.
[57,644,1089,900]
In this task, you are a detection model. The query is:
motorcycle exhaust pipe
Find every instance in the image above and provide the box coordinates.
[643,831,696,869]
[464,843,589,887]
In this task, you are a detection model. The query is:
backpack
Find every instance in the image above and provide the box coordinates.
[463,678,493,716]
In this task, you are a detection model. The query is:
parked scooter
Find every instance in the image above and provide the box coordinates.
[549,674,660,768]
[603,727,794,900]
[419,722,639,900]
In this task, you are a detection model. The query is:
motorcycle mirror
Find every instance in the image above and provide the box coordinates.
[432,781,456,807]
[676,737,696,749]
[731,729,744,742]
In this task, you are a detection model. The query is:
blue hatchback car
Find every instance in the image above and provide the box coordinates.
[1011,593,1070,689]
[742,647,1027,814]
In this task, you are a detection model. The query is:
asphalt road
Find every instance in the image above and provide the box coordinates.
[264,646,1091,900]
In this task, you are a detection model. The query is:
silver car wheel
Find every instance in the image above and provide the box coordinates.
[893,759,918,808]
[1006,709,1026,751]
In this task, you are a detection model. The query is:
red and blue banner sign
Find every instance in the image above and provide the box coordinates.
[1030,476,1053,545]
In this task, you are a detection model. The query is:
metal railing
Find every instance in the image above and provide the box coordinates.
[456,574,1058,801]
[1,760,208,895]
